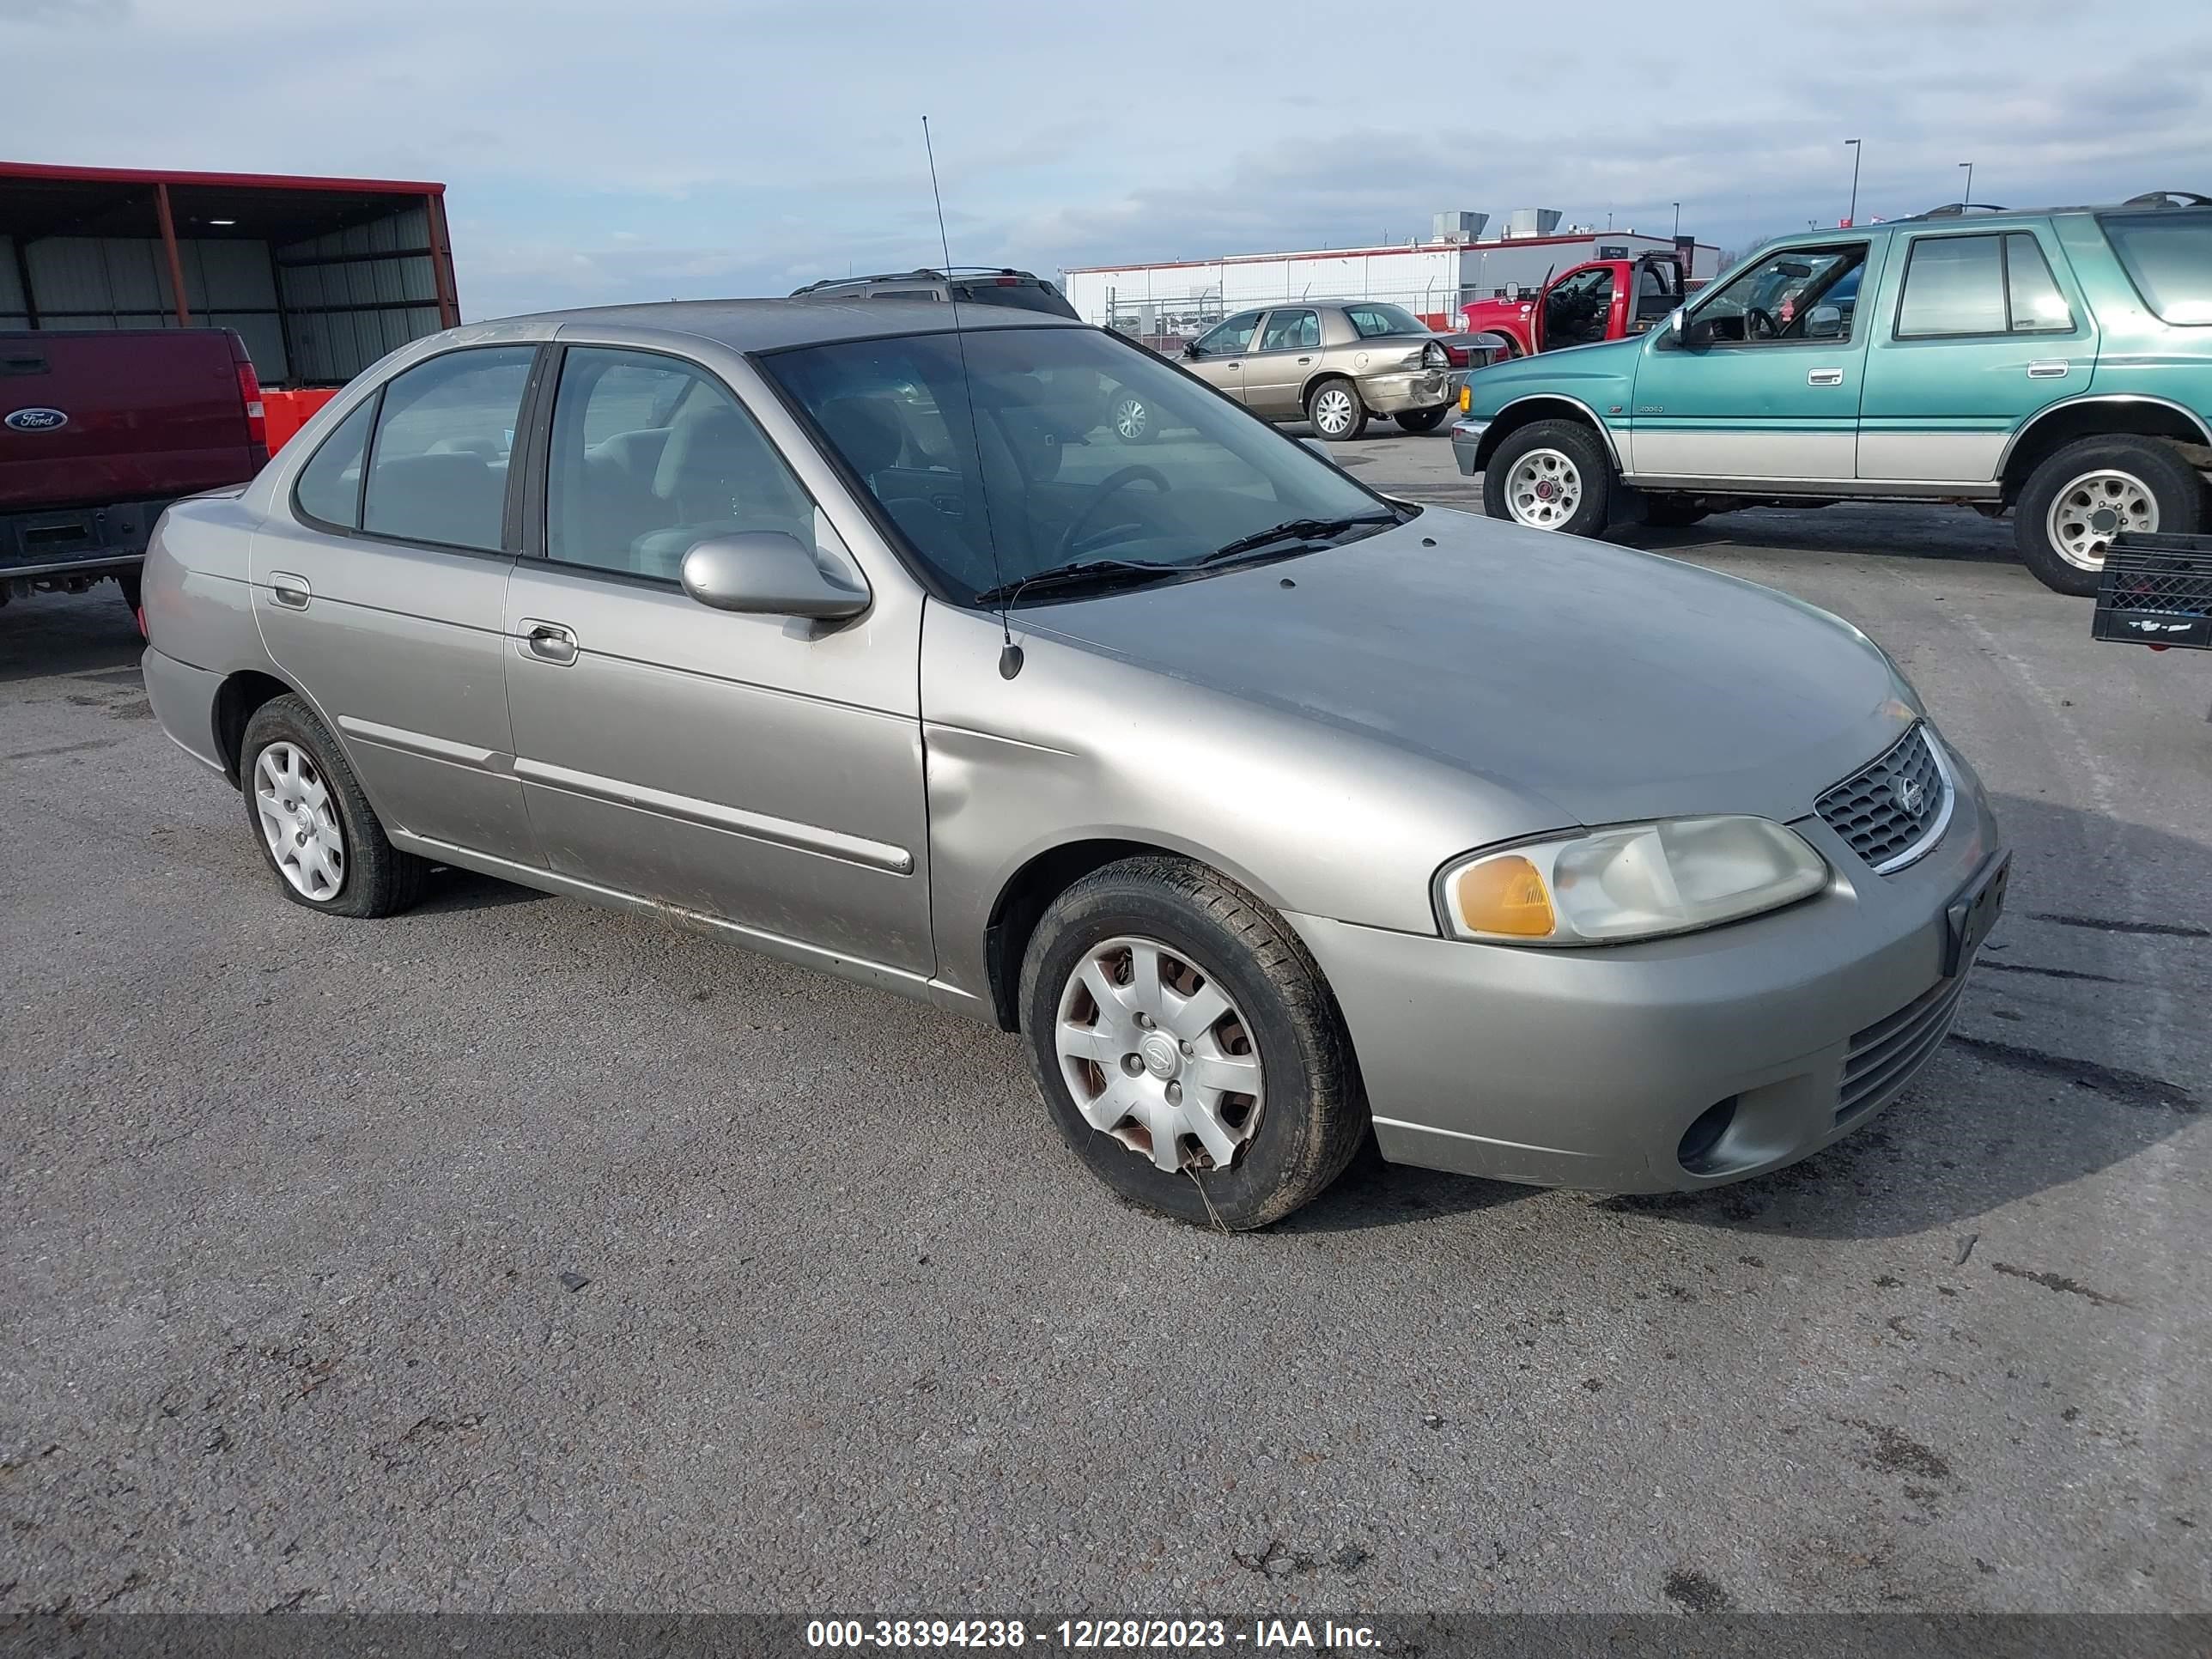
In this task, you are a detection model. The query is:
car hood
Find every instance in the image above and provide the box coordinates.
[1024,508,1915,828]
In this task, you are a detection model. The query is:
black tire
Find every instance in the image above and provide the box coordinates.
[239,694,428,919]
[115,566,143,612]
[1395,407,1449,434]
[1641,495,1709,529]
[2014,434,2207,597]
[1481,418,1613,537]
[1109,392,1159,446]
[1018,856,1365,1231]
[1304,377,1368,442]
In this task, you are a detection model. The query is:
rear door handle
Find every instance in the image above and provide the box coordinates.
[2027,361,2070,379]
[269,572,311,609]
[1297,356,1312,365]
[1808,368,1844,387]
[520,619,577,665]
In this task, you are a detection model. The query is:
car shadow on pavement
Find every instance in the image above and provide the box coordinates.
[0,605,143,683]
[1616,503,2021,568]
[1293,791,2206,1240]
[411,866,555,914]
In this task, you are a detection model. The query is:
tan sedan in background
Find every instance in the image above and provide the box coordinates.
[1111,301,1455,444]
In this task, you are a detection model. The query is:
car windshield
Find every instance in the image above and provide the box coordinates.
[950,280,1080,320]
[1345,302,1427,338]
[761,325,1399,605]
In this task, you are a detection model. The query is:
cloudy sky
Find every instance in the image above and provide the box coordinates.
[5,0,2209,320]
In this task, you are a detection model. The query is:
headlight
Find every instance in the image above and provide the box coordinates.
[1437,817,1828,946]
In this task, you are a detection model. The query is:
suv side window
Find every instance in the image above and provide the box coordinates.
[1194,312,1261,356]
[544,346,823,584]
[1257,309,1320,351]
[292,398,378,529]
[361,347,535,551]
[1896,233,2075,337]
[1694,245,1867,344]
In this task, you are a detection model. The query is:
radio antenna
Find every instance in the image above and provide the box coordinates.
[923,114,1022,680]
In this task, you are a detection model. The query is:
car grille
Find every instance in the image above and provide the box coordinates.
[1838,974,1967,1122]
[1815,724,1949,872]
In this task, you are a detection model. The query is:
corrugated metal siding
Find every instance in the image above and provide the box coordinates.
[9,234,290,378]
[277,204,441,383]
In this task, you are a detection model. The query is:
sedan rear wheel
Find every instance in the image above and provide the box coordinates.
[239,694,428,918]
[1020,856,1365,1229]
[1110,392,1158,445]
[1305,379,1368,442]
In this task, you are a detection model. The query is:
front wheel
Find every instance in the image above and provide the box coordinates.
[1482,419,1614,537]
[2014,434,2206,596]
[1018,856,1365,1230]
[1395,407,1449,434]
[1305,378,1368,442]
[240,694,428,918]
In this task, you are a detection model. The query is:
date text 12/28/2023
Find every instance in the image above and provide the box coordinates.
[804,1619,1381,1650]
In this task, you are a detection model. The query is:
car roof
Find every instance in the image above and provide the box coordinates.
[489,296,1085,352]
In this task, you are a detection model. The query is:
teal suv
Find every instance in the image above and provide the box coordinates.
[1451,192,2212,594]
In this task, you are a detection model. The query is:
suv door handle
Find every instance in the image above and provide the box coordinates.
[269,573,311,609]
[520,619,577,665]
[2027,361,2070,379]
[1808,368,1844,387]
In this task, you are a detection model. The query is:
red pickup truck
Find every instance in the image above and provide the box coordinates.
[1458,251,1690,358]
[2,328,268,625]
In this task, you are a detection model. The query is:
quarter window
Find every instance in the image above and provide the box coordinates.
[1896,233,2075,337]
[361,347,534,551]
[2101,211,2212,325]
[1258,309,1320,351]
[291,398,377,529]
[544,346,825,584]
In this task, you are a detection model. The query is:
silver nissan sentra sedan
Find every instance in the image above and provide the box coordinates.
[139,299,2008,1229]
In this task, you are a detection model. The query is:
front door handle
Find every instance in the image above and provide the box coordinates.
[1808,368,1844,387]
[520,619,577,665]
[269,572,311,609]
[2027,360,2070,379]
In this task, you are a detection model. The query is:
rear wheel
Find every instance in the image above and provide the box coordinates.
[1109,392,1159,445]
[1018,856,1365,1230]
[1395,407,1449,434]
[1305,378,1368,442]
[2015,434,2206,596]
[1483,419,1614,537]
[240,695,428,918]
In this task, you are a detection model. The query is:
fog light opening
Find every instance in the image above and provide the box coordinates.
[1677,1097,1739,1175]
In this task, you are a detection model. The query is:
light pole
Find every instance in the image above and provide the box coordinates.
[1960,160,1974,207]
[1844,137,1862,226]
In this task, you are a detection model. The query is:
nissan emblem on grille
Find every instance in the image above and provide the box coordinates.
[1814,725,1950,874]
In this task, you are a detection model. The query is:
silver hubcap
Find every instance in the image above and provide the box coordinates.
[1312,386,1357,435]
[252,741,345,901]
[2047,469,2158,571]
[1054,935,1264,1174]
[1506,447,1583,528]
[1114,398,1148,440]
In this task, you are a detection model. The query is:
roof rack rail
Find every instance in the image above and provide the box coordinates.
[2119,190,2212,209]
[1905,201,2010,220]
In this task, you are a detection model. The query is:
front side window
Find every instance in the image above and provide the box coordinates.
[1692,245,1867,343]
[1257,309,1320,351]
[544,346,824,583]
[361,347,535,550]
[2100,211,2212,325]
[1194,312,1261,355]
[762,327,1395,605]
[1545,268,1616,348]
[292,397,377,529]
[1344,302,1426,338]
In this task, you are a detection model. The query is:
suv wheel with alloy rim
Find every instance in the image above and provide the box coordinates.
[1481,418,1614,538]
[2014,434,2207,596]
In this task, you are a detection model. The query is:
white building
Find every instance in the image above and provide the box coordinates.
[1063,220,1722,340]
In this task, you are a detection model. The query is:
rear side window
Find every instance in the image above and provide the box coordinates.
[292,398,377,529]
[2101,212,2212,325]
[362,347,535,551]
[1345,303,1426,338]
[1897,233,2075,337]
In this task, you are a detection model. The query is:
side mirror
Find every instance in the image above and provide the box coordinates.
[1182,340,1202,359]
[1805,304,1844,339]
[680,532,868,621]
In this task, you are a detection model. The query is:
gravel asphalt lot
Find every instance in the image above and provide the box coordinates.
[4,429,2209,1617]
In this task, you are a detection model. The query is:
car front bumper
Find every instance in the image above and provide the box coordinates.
[1449,416,1488,475]
[1359,369,1453,416]
[1287,758,2006,1194]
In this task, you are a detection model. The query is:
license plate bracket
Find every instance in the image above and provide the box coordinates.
[1944,850,2010,978]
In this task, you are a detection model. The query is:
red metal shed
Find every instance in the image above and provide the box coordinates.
[0,161,460,388]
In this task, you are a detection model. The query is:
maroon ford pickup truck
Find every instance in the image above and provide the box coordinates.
[1,327,267,627]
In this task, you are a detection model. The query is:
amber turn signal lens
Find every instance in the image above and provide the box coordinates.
[1459,384,1472,413]
[1451,854,1555,939]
